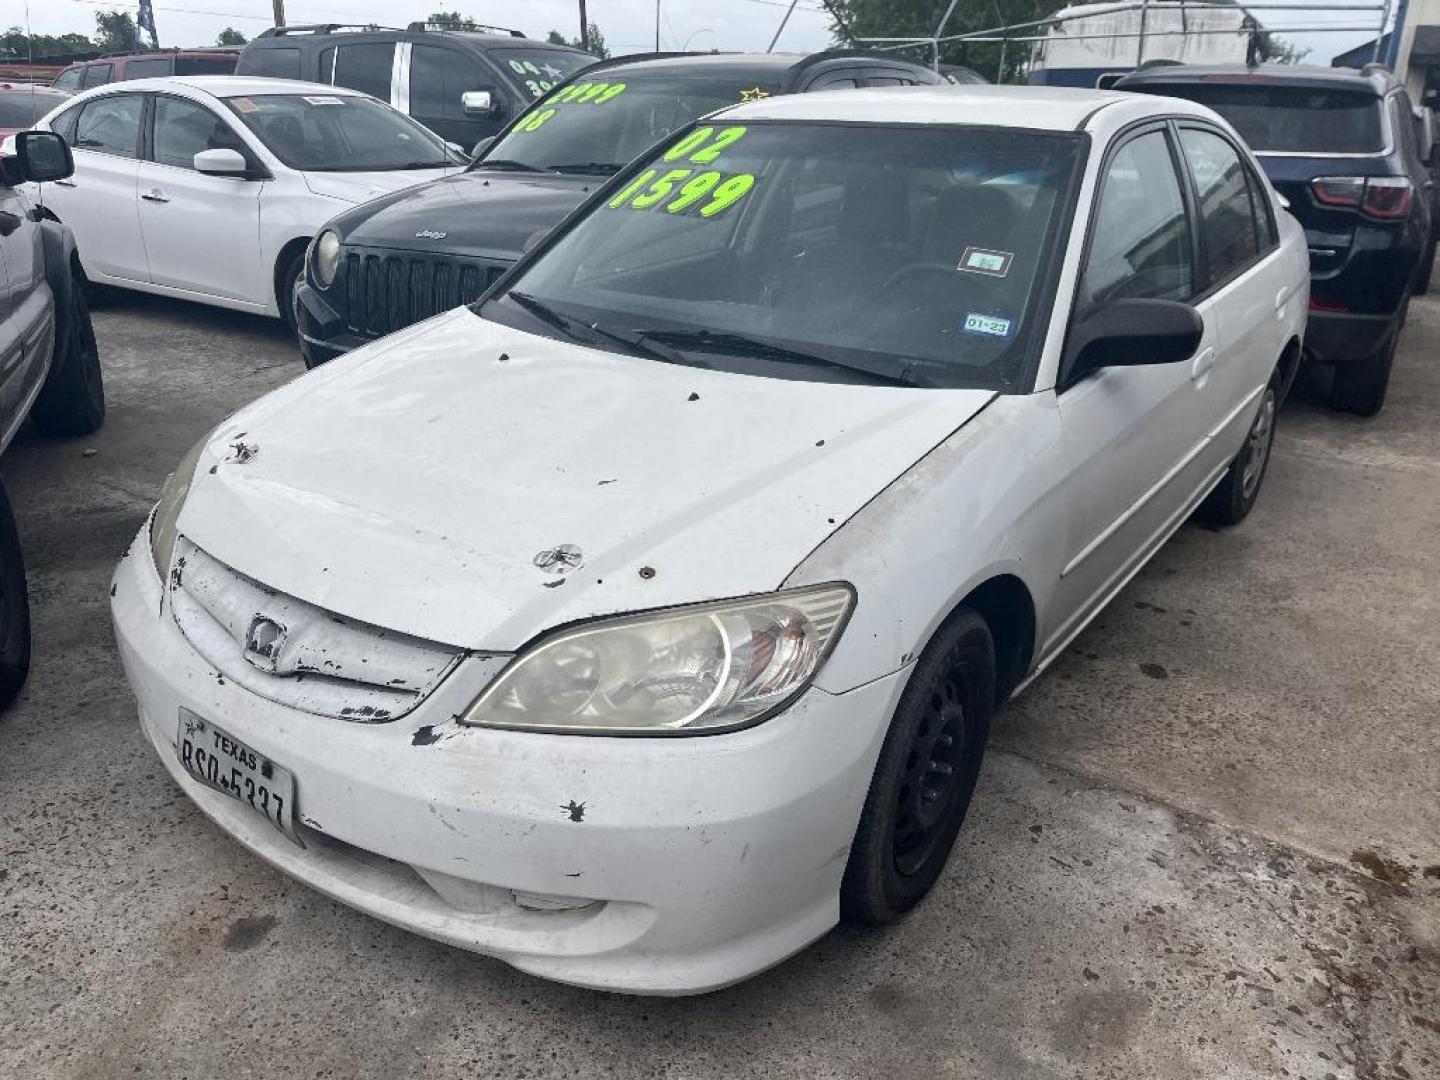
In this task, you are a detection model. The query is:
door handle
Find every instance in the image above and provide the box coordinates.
[1191,346,1216,383]
[54,178,77,188]
[140,190,170,203]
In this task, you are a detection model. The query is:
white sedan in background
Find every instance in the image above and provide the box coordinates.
[112,86,1308,994]
[31,76,466,327]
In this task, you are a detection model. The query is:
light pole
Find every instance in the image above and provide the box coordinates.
[655,0,661,51]
[681,27,712,51]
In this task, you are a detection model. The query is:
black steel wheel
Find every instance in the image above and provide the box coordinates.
[31,265,105,438]
[841,607,995,925]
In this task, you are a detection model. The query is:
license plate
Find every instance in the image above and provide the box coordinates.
[176,708,299,843]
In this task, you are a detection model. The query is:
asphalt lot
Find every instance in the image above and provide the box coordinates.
[1,287,1437,1079]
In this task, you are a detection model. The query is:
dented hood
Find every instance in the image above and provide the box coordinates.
[178,310,995,651]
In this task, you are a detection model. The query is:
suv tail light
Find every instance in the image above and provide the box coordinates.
[1310,175,1413,220]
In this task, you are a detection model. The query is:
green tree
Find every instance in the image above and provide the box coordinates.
[825,0,1067,84]
[546,24,609,58]
[0,27,94,59]
[216,27,248,47]
[427,12,482,31]
[93,10,143,53]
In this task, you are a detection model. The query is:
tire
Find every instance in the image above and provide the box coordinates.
[1415,234,1436,296]
[30,266,105,438]
[841,608,995,925]
[1197,370,1280,527]
[1330,318,1399,417]
[0,480,32,712]
[278,250,305,335]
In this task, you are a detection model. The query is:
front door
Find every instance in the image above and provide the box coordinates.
[1046,124,1222,654]
[136,95,264,305]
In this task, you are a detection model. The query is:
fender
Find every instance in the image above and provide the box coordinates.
[37,215,79,386]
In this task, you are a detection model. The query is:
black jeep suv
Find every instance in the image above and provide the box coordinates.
[294,50,944,368]
[1118,64,1438,415]
[236,23,595,150]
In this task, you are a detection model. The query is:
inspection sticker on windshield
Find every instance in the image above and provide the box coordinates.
[230,97,258,113]
[962,313,1013,338]
[959,246,1014,278]
[303,96,347,106]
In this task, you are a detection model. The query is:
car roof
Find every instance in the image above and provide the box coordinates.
[574,50,935,83]
[1117,63,1396,96]
[127,75,365,98]
[715,84,1137,131]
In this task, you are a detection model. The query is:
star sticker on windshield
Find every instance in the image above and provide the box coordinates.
[739,86,771,102]
[542,64,562,78]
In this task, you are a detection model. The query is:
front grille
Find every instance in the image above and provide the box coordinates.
[168,538,463,721]
[341,248,509,338]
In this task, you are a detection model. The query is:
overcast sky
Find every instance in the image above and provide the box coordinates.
[23,0,1387,67]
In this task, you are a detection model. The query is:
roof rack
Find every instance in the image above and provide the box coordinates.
[405,21,525,37]
[255,24,403,39]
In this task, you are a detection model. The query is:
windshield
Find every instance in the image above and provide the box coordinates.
[479,71,785,176]
[1145,83,1386,153]
[482,122,1081,390]
[489,48,595,99]
[223,93,462,171]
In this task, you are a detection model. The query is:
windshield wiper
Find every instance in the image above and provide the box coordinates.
[505,293,699,368]
[474,158,549,173]
[641,329,925,387]
[546,162,626,176]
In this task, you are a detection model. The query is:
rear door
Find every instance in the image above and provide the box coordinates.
[407,42,484,144]
[136,93,265,304]
[1050,123,1222,649]
[46,93,149,283]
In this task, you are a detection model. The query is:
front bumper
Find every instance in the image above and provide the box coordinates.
[295,282,372,368]
[110,531,905,994]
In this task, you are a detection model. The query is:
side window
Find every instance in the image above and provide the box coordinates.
[1080,128,1194,311]
[318,47,336,84]
[807,71,861,92]
[1244,163,1278,248]
[51,104,82,146]
[81,64,114,89]
[153,96,241,170]
[866,77,907,87]
[53,68,84,92]
[1390,94,1421,164]
[245,47,301,79]
[410,44,477,121]
[74,94,144,159]
[125,57,173,80]
[1178,127,1261,285]
[333,43,396,103]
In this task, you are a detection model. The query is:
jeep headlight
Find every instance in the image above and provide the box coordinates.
[149,434,208,579]
[462,584,855,735]
[313,229,341,288]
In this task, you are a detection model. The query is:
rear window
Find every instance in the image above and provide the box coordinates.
[242,46,301,80]
[0,92,67,128]
[176,56,238,76]
[1142,83,1385,154]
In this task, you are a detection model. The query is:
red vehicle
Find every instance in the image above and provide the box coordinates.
[0,84,71,140]
[50,49,238,92]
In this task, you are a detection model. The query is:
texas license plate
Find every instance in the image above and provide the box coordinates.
[176,708,299,843]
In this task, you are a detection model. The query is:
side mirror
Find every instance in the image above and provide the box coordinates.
[470,135,495,160]
[1064,298,1203,382]
[13,131,73,183]
[194,148,248,176]
[462,89,501,117]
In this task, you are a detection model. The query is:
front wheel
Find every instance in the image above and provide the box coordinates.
[279,250,305,335]
[30,266,105,438]
[841,608,995,925]
[1197,371,1279,527]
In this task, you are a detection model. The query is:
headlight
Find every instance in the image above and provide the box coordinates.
[462,583,855,735]
[312,229,341,288]
[149,433,208,579]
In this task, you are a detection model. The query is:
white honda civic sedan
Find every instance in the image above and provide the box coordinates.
[30,77,465,328]
[112,86,1308,994]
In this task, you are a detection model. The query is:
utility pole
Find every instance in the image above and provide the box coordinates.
[272,0,285,28]
[655,0,661,51]
[579,0,588,47]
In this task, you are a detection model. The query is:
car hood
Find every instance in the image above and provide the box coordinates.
[334,170,595,259]
[300,166,455,205]
[177,310,995,651]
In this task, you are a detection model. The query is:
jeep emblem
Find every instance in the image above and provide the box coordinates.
[415,229,448,240]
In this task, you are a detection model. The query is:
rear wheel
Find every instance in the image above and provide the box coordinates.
[1198,370,1279,526]
[841,608,994,925]
[30,266,105,438]
[0,480,32,712]
[1331,316,1400,417]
